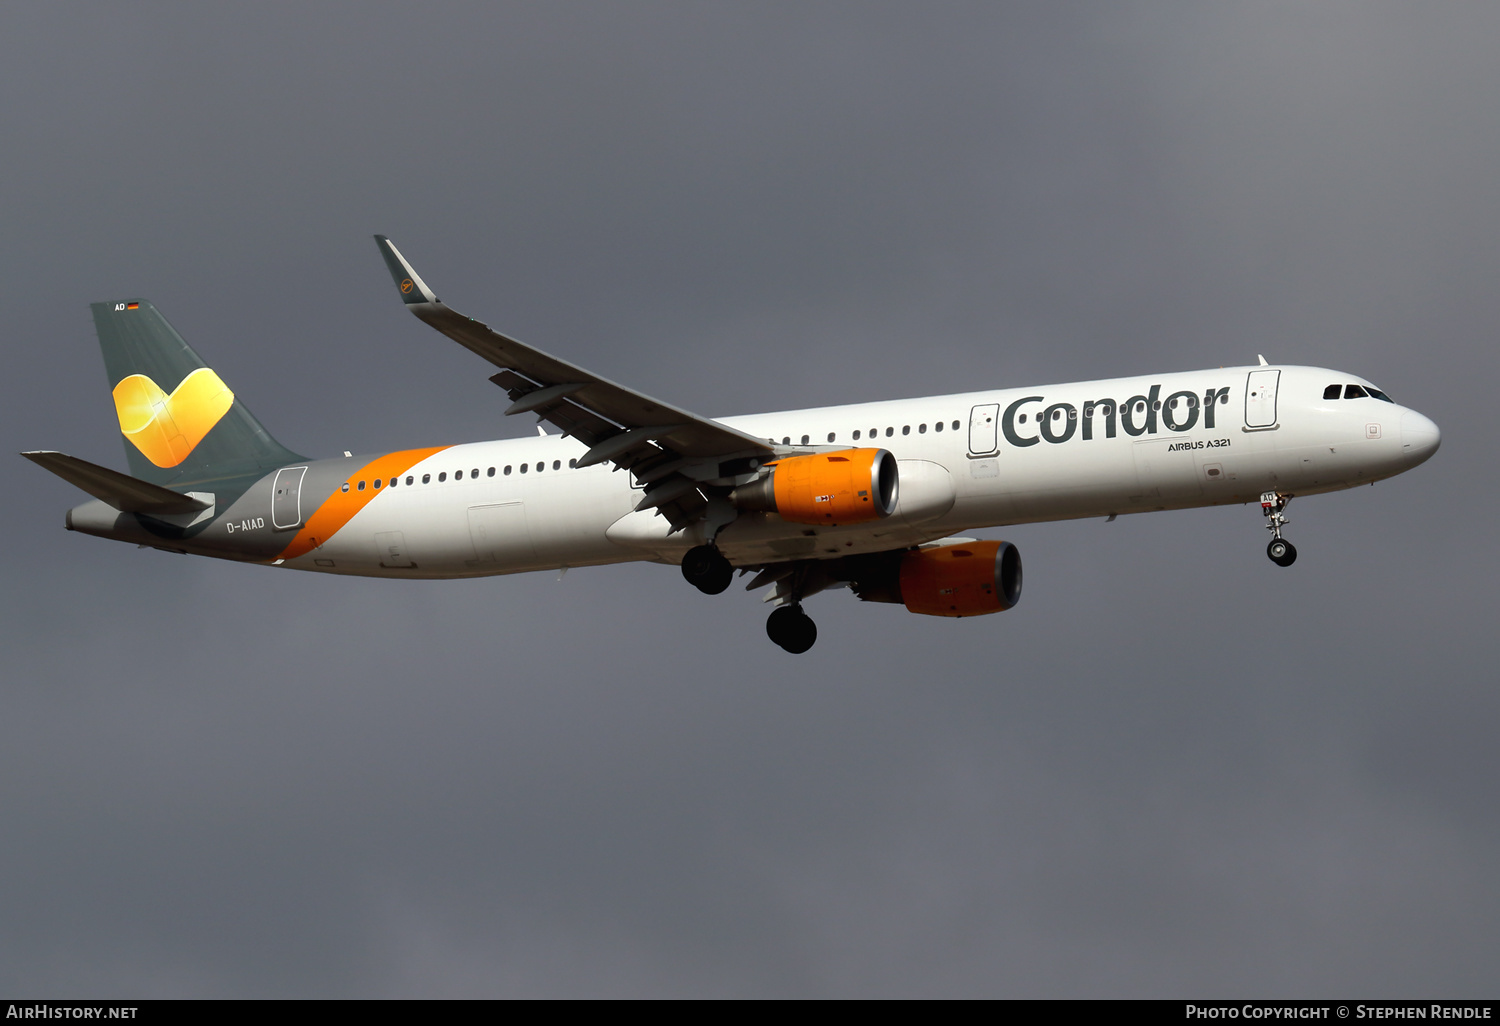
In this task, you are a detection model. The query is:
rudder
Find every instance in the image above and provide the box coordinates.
[92,300,303,487]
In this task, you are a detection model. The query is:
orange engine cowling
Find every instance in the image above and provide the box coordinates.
[733,448,898,525]
[897,540,1022,617]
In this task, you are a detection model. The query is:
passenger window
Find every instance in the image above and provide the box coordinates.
[504,465,512,475]
[552,460,560,470]
[1324,384,1342,400]
[390,478,397,487]
[885,427,894,437]
[952,420,960,429]
[358,481,366,490]
[438,472,447,482]
[1019,414,1028,423]
[800,435,809,445]
[536,462,544,472]
[569,459,577,468]
[827,433,835,443]
[422,474,430,484]
[782,436,790,445]
[471,468,479,478]
[853,430,861,440]
[520,464,528,474]
[902,425,910,435]
[373,478,381,489]
[487,467,495,477]
[405,476,413,486]
[454,470,463,480]
[919,423,927,433]
[341,482,349,493]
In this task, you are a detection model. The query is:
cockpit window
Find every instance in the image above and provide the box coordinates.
[1344,384,1368,399]
[1323,384,1341,400]
[1367,387,1395,403]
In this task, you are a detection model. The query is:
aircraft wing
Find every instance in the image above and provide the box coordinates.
[375,236,779,532]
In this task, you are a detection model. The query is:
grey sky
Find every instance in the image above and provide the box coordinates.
[1,2,1495,997]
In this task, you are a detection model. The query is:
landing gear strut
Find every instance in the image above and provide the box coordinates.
[766,604,818,654]
[681,544,733,594]
[1260,491,1297,567]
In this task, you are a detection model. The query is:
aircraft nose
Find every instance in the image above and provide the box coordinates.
[1400,410,1441,465]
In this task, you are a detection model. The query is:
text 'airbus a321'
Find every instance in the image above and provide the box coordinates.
[24,237,1441,652]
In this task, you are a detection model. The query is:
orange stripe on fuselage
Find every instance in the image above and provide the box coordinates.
[276,446,450,561]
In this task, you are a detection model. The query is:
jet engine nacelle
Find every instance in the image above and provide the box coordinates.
[733,448,898,525]
[852,540,1023,617]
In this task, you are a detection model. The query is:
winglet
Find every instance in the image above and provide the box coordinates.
[374,235,439,305]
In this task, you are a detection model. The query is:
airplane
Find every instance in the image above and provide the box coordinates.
[22,236,1442,653]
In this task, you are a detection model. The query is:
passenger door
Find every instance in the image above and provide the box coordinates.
[271,466,307,529]
[968,404,1000,456]
[1244,370,1281,429]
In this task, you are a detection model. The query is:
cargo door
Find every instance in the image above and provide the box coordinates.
[468,503,537,565]
[1132,439,1203,503]
[375,530,413,568]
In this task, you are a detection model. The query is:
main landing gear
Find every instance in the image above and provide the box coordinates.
[1260,491,1297,567]
[766,604,817,654]
[681,544,734,595]
[681,546,821,653]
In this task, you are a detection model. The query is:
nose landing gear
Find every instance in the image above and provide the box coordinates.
[1261,491,1297,567]
[766,604,818,654]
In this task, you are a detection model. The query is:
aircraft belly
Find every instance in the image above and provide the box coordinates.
[298,461,631,577]
[518,471,633,568]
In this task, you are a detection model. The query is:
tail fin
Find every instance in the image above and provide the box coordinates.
[92,300,303,487]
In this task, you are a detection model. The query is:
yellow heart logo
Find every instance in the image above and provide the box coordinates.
[112,368,235,468]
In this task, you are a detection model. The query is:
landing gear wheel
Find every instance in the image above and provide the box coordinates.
[1267,538,1297,567]
[766,605,817,654]
[1259,491,1297,567]
[681,545,734,594]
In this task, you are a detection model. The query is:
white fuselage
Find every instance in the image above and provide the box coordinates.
[265,364,1438,579]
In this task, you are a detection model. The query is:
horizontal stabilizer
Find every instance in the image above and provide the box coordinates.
[21,451,210,514]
